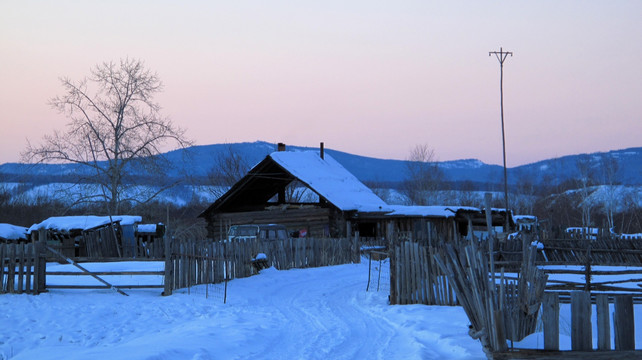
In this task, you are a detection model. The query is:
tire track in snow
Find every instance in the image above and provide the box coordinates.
[244,264,398,360]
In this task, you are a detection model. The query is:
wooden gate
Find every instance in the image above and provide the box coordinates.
[0,242,46,294]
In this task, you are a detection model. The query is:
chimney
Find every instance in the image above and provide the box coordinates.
[277,142,286,152]
[320,142,324,159]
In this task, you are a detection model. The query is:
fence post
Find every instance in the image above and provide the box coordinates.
[571,291,592,351]
[614,295,635,350]
[163,236,173,296]
[542,292,560,350]
[389,232,397,305]
[353,232,360,264]
[596,294,611,350]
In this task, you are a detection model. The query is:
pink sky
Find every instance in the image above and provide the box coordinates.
[1,1,640,167]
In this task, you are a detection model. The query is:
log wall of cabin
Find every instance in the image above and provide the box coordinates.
[205,207,344,240]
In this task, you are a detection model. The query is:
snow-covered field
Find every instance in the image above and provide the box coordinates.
[1,260,486,360]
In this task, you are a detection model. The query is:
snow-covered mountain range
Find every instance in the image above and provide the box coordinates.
[2,141,640,186]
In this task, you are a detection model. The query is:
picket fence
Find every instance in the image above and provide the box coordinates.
[163,236,360,295]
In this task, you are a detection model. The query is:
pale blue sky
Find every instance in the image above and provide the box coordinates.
[1,1,640,166]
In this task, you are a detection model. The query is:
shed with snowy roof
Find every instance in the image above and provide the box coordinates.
[29,215,142,258]
[199,146,392,240]
[377,205,514,241]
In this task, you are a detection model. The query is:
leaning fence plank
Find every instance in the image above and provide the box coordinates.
[571,291,592,351]
[614,295,635,351]
[596,294,611,350]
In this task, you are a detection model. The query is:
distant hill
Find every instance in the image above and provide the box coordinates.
[1,141,641,187]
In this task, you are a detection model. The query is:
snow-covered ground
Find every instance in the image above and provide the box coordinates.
[4,260,642,359]
[1,260,485,360]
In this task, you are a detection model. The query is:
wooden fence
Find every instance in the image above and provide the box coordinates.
[494,292,642,359]
[498,233,642,266]
[163,236,360,295]
[0,242,46,294]
[389,240,457,306]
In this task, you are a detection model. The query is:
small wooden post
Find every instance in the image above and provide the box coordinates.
[542,292,560,350]
[571,291,592,351]
[389,231,397,305]
[33,241,47,294]
[596,294,611,350]
[614,295,635,350]
[163,235,173,296]
[353,231,360,264]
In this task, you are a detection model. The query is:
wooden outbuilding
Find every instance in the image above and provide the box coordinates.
[28,215,142,258]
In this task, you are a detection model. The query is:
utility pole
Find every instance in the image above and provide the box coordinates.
[489,47,512,233]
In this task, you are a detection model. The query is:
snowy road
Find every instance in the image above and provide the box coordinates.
[1,261,485,360]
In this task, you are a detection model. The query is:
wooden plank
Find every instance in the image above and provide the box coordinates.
[571,291,592,351]
[7,244,15,293]
[46,284,165,289]
[47,271,165,276]
[542,292,560,350]
[17,243,24,294]
[596,294,611,350]
[614,295,635,351]
[25,243,33,294]
[0,243,5,293]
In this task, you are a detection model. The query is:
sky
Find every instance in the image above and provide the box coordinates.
[1,1,640,167]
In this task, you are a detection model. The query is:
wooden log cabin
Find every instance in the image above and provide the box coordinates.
[199,144,393,240]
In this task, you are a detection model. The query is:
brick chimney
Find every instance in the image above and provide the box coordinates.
[277,142,286,151]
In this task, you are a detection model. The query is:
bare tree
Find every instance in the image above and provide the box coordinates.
[23,59,190,214]
[402,144,444,205]
[599,153,619,229]
[575,155,595,228]
[513,170,537,215]
[206,145,252,199]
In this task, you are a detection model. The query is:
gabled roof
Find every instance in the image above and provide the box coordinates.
[200,151,391,216]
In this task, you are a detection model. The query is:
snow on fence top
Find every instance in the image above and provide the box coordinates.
[28,215,142,234]
[0,223,29,240]
[270,151,391,213]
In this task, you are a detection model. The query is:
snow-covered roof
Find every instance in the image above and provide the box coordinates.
[514,215,538,222]
[28,215,142,234]
[136,224,157,233]
[385,205,480,218]
[269,151,391,213]
[0,223,29,240]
